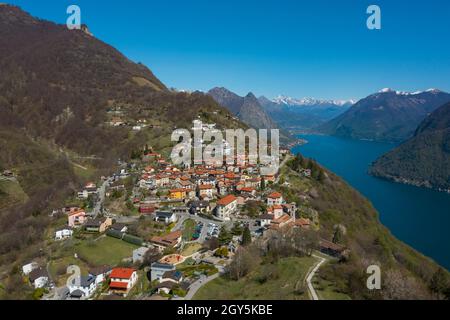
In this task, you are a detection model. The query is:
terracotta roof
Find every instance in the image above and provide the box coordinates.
[110,281,129,289]
[199,184,214,190]
[217,195,237,206]
[110,268,135,279]
[268,192,282,199]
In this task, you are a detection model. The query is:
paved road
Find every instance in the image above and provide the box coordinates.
[182,272,221,300]
[92,179,109,218]
[306,254,327,300]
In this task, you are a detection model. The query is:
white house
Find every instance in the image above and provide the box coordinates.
[267,192,283,206]
[68,275,97,298]
[154,211,178,225]
[133,247,150,264]
[22,262,38,276]
[55,229,73,241]
[215,195,238,220]
[29,268,49,289]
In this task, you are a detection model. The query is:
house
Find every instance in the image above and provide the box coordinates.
[55,229,73,241]
[257,214,274,227]
[150,262,175,281]
[267,205,284,219]
[29,268,49,289]
[269,214,294,230]
[110,223,128,233]
[319,239,347,258]
[109,268,138,296]
[295,218,311,229]
[68,275,97,298]
[88,266,112,285]
[188,200,211,215]
[84,217,113,233]
[267,192,283,206]
[77,190,89,200]
[215,195,238,220]
[169,189,187,200]
[150,230,182,251]
[198,184,216,199]
[133,247,150,264]
[139,203,156,215]
[160,270,183,284]
[22,262,38,276]
[67,208,87,228]
[154,211,178,225]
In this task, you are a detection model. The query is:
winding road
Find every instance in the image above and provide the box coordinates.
[306,254,327,300]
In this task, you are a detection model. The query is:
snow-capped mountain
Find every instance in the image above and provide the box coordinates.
[271,95,356,107]
[377,88,443,95]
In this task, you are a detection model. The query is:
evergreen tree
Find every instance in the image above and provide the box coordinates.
[242,226,252,246]
[429,267,449,296]
[332,227,342,244]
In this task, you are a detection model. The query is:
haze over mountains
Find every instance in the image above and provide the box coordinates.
[318,88,450,143]
[370,101,450,191]
[258,95,354,132]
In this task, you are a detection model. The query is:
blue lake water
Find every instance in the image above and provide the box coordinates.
[291,134,450,270]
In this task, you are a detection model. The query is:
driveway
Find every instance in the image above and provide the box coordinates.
[306,254,327,300]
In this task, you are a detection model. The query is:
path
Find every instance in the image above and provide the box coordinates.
[306,254,327,300]
[182,272,221,300]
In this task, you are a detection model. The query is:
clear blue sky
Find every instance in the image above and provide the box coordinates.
[6,0,450,100]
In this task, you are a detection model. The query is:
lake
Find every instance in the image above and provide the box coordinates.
[291,134,450,270]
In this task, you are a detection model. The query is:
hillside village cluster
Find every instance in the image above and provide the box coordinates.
[20,124,346,300]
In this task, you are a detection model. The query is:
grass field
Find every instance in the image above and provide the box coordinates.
[181,243,202,257]
[72,236,139,266]
[314,277,351,300]
[193,256,316,300]
[182,219,197,241]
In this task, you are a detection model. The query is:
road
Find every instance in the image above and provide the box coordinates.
[306,254,327,300]
[92,179,109,218]
[180,272,221,300]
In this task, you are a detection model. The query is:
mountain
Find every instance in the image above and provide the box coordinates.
[370,101,450,191]
[318,88,450,142]
[0,5,244,267]
[208,87,277,130]
[258,95,353,132]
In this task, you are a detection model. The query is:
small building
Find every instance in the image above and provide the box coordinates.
[110,223,128,233]
[84,217,113,233]
[68,275,97,298]
[150,262,175,282]
[188,200,211,215]
[133,247,150,264]
[257,214,274,228]
[22,262,38,276]
[154,211,178,225]
[150,230,182,251]
[67,208,87,228]
[267,192,283,206]
[29,268,49,289]
[109,268,138,296]
[55,229,73,241]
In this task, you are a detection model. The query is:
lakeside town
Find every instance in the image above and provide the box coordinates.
[17,120,348,301]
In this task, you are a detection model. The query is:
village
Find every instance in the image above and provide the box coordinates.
[19,121,347,301]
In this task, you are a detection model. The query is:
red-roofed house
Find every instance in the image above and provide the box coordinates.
[215,195,238,220]
[109,268,138,296]
[267,192,283,206]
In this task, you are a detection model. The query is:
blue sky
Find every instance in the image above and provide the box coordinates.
[6,0,450,100]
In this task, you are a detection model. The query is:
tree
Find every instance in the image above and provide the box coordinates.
[242,227,252,246]
[218,226,232,245]
[260,178,266,191]
[228,246,260,280]
[332,227,343,244]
